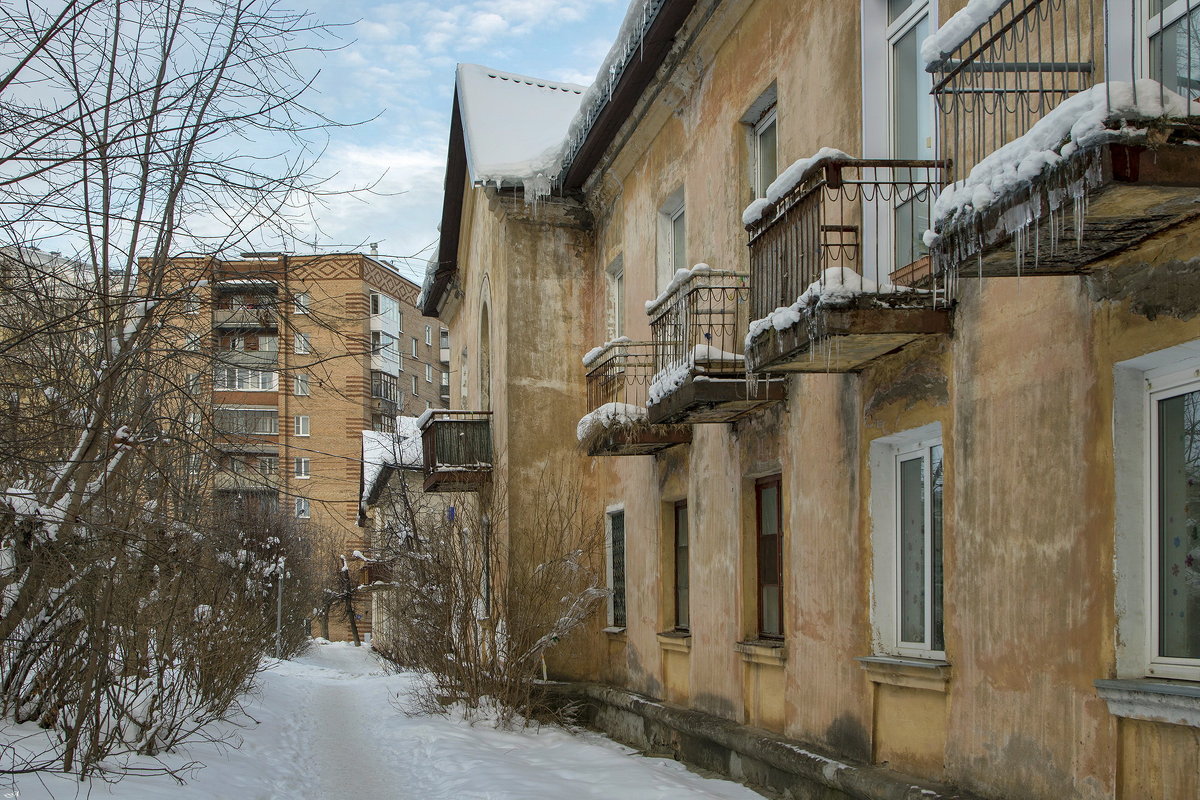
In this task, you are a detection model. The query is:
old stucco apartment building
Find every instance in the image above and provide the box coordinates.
[418,0,1200,797]
[162,252,447,636]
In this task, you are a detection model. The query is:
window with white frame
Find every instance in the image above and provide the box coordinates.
[606,508,627,629]
[863,0,937,270]
[293,374,310,396]
[1146,1,1200,100]
[184,333,202,352]
[425,325,433,346]
[213,367,276,391]
[293,292,310,314]
[743,81,778,198]
[294,414,309,436]
[259,455,278,475]
[294,332,310,354]
[294,457,310,479]
[411,337,418,357]
[656,189,686,290]
[1115,346,1200,682]
[411,375,418,396]
[606,255,625,339]
[295,497,310,519]
[425,363,433,383]
[869,423,945,658]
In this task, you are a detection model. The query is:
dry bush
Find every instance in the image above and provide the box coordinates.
[374,461,606,726]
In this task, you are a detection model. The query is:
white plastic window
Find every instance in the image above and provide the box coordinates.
[294,415,310,436]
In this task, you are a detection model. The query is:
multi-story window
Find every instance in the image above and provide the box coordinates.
[294,332,310,354]
[371,370,398,402]
[870,423,944,659]
[294,457,310,479]
[213,367,276,391]
[756,476,783,639]
[607,509,627,628]
[674,500,689,632]
[293,292,310,314]
[213,408,278,435]
[293,374,310,396]
[294,415,309,437]
[295,497,310,518]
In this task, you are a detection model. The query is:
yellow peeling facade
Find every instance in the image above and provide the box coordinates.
[426,1,1200,797]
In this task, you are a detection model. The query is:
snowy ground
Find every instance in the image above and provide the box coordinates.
[0,641,767,799]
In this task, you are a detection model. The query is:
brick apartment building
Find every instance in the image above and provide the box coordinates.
[163,251,448,635]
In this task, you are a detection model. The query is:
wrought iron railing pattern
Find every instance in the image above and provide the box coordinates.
[585,340,655,412]
[746,160,946,325]
[648,271,750,383]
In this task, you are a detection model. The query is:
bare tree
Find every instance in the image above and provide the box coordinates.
[0,0,349,779]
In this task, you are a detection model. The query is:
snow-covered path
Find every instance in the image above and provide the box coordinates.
[4,641,766,800]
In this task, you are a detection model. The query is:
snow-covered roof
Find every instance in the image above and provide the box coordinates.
[360,417,424,514]
[455,64,586,187]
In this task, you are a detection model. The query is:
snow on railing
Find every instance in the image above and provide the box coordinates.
[419,410,492,475]
[647,270,749,405]
[745,158,946,338]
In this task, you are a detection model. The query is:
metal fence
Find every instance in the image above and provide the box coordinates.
[746,160,946,324]
[648,271,750,382]
[585,340,656,412]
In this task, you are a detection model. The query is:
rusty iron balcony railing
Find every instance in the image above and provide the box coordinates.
[927,1,1200,279]
[645,269,783,424]
[419,410,492,492]
[744,158,951,373]
[927,0,1098,184]
[580,339,690,455]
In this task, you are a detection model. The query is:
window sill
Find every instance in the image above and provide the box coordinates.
[602,626,627,636]
[1095,679,1200,729]
[856,655,951,693]
[735,639,785,667]
[656,631,692,653]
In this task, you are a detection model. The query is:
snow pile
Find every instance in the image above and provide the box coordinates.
[576,402,648,441]
[921,0,1011,68]
[455,64,586,192]
[361,417,423,507]
[930,80,1195,234]
[582,336,632,367]
[742,148,853,227]
[646,263,713,314]
[647,345,745,406]
[745,267,918,347]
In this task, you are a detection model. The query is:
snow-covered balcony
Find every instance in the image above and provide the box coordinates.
[926,0,1200,278]
[418,410,492,492]
[644,268,784,425]
[579,339,690,456]
[744,157,952,373]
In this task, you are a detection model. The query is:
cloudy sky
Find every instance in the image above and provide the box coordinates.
[290,0,630,282]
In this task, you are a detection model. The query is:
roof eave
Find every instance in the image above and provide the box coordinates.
[424,92,468,317]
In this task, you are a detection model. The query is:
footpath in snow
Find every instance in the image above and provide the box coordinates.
[1,640,766,800]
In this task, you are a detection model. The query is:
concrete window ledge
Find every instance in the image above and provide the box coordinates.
[735,640,785,667]
[1095,679,1200,728]
[856,655,951,693]
[602,626,627,636]
[656,631,692,653]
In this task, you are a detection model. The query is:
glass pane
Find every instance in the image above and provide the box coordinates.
[1158,393,1200,660]
[888,0,916,23]
[675,504,689,629]
[899,455,927,644]
[756,118,778,197]
[611,512,626,628]
[671,209,686,271]
[1150,9,1200,102]
[892,16,934,161]
[761,585,781,637]
[930,444,945,652]
[760,484,779,537]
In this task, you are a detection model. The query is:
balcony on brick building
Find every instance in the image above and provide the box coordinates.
[579,339,691,456]
[419,410,492,492]
[744,158,951,373]
[644,269,784,425]
[927,0,1200,280]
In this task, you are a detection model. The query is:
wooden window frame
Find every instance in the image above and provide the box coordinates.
[674,500,690,632]
[755,475,784,639]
